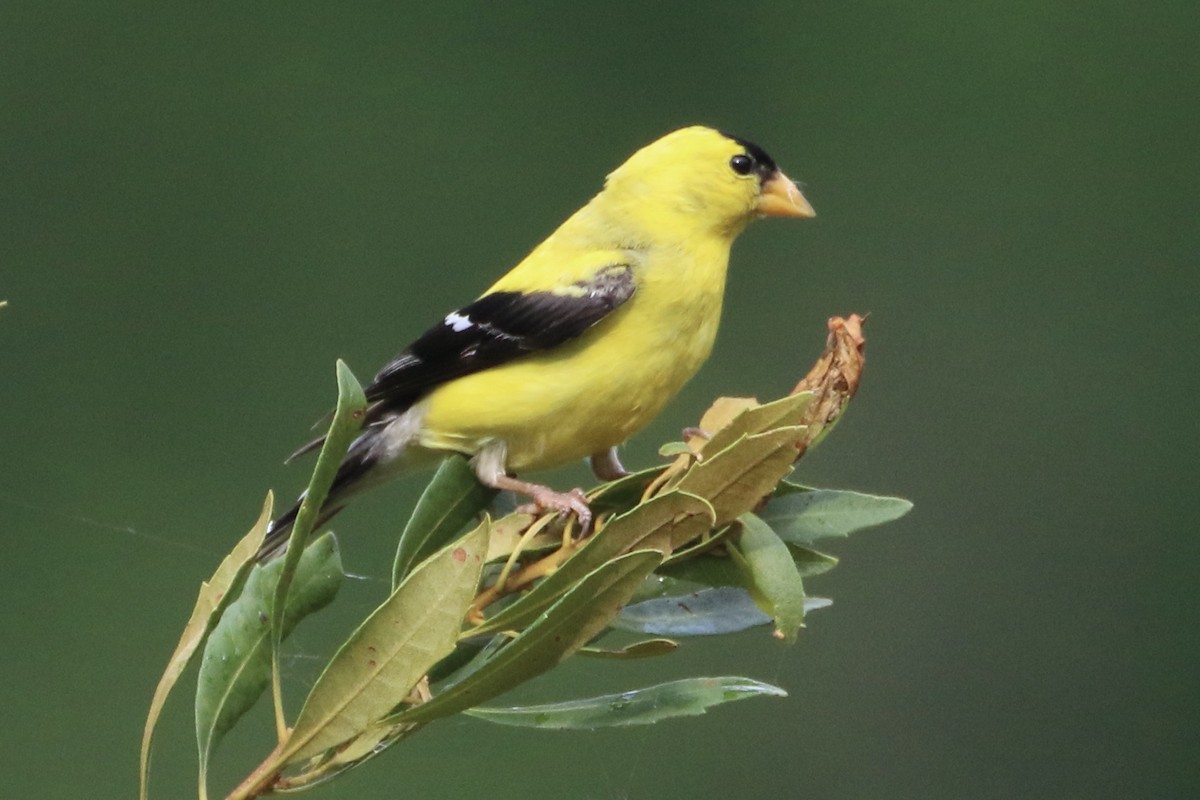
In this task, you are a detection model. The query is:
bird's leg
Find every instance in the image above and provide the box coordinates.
[473,443,593,535]
[493,475,593,536]
[589,447,630,482]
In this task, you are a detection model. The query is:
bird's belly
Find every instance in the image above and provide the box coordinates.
[418,299,719,471]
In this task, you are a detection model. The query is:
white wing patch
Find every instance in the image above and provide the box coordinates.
[444,311,474,332]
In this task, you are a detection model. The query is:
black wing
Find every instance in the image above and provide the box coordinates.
[364,263,636,415]
[266,265,635,553]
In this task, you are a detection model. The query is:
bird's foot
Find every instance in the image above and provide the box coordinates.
[477,464,595,538]
[682,426,710,442]
[515,486,593,537]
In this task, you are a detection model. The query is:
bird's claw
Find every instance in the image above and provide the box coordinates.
[516,487,593,537]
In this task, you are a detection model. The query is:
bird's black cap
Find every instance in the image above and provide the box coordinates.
[720,131,780,180]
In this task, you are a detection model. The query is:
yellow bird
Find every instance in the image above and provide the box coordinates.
[262,125,814,556]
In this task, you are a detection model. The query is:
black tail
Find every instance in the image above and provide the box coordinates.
[256,499,348,561]
[256,444,376,561]
[256,501,301,560]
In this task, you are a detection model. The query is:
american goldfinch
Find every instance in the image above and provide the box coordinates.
[261,125,813,556]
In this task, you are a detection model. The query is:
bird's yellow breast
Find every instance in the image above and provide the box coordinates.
[418,235,731,471]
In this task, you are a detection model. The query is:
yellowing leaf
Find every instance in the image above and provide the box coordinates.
[390,549,663,726]
[676,427,806,525]
[698,392,814,457]
[139,492,271,800]
[281,520,489,764]
[696,397,759,443]
[467,491,713,637]
[485,512,552,562]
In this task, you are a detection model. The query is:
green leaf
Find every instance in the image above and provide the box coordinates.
[140,493,271,800]
[675,427,806,525]
[467,491,713,637]
[424,642,485,688]
[321,722,413,774]
[586,464,668,516]
[659,553,744,589]
[579,638,678,659]
[195,532,342,788]
[729,514,808,642]
[392,454,495,587]
[761,486,913,545]
[619,586,742,636]
[280,520,489,764]
[275,361,366,566]
[465,677,786,730]
[628,573,706,603]
[615,587,832,637]
[659,522,737,567]
[388,549,662,726]
[269,361,366,735]
[699,392,814,457]
[788,544,840,577]
[662,538,842,587]
[658,441,691,457]
[422,634,511,704]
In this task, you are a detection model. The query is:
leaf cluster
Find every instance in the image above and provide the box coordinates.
[140,315,910,799]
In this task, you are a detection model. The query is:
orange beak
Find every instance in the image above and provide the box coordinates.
[756,171,815,218]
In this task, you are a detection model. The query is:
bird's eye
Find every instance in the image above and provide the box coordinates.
[730,153,755,175]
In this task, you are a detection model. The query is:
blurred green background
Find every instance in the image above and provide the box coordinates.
[2,2,1196,798]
